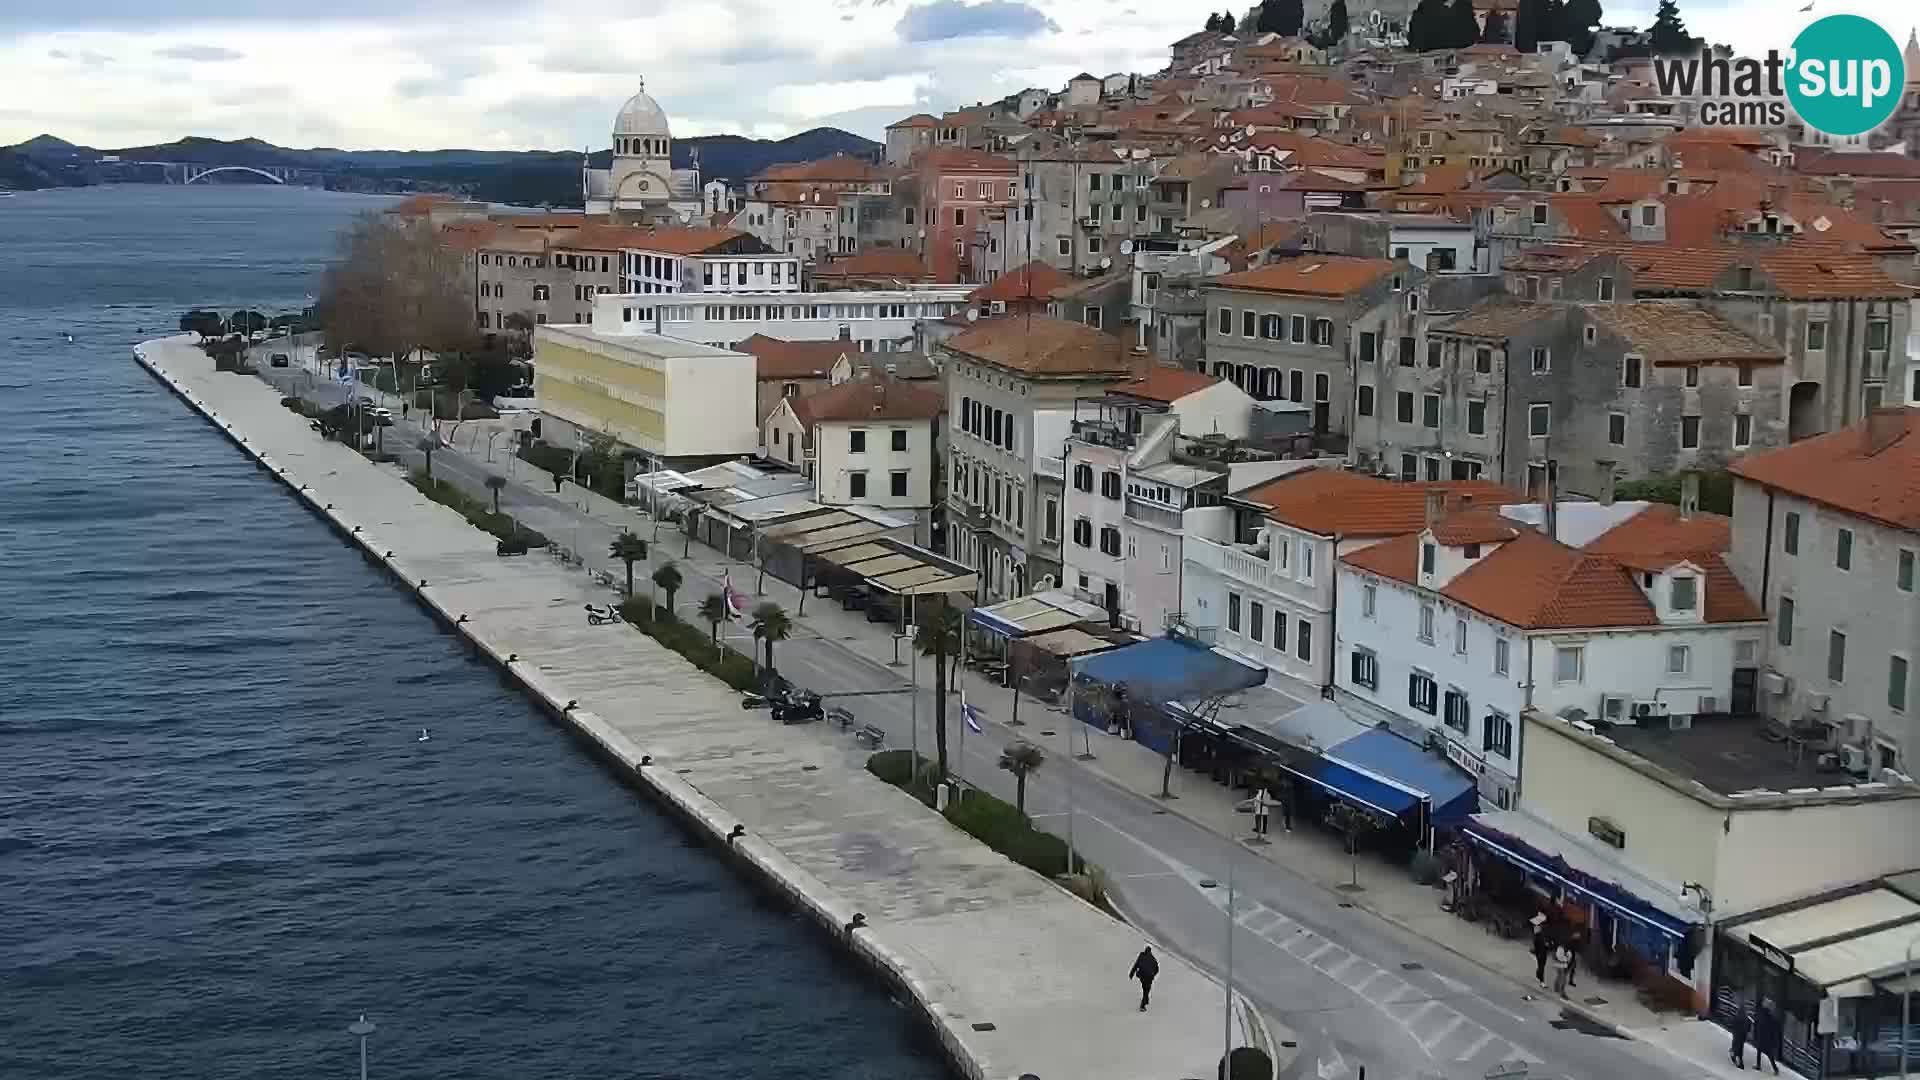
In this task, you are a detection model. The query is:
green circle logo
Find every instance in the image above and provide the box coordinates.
[1786,15,1905,137]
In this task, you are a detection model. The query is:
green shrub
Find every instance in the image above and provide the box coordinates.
[406,469,549,548]
[615,599,762,691]
[864,756,1084,879]
[866,749,922,787]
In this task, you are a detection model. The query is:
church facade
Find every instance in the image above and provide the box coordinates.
[583,77,706,224]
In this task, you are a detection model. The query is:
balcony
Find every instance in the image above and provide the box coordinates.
[1124,498,1184,531]
[1072,418,1137,451]
[1186,534,1282,591]
[1034,453,1064,479]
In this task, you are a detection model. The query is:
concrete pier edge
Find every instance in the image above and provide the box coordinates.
[135,342,1014,1080]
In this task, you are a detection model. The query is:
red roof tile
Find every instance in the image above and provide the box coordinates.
[737,334,851,380]
[1211,254,1400,297]
[1239,471,1523,536]
[798,374,944,424]
[1729,407,1920,531]
[968,261,1075,304]
[942,316,1133,377]
[1110,367,1222,404]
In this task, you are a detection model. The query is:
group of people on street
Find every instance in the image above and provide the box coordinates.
[1529,915,1586,997]
[1250,783,1291,835]
[1729,998,1785,1073]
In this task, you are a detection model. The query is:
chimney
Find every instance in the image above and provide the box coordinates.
[1540,459,1559,540]
[1424,488,1445,530]
[1679,470,1700,520]
[1865,406,1908,457]
[1597,463,1616,507]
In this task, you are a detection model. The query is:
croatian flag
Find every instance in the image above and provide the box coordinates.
[962,699,985,734]
[721,572,747,620]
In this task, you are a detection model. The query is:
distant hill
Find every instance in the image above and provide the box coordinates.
[0,127,882,202]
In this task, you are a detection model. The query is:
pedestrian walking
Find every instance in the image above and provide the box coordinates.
[1729,1002,1751,1069]
[1529,915,1552,986]
[1128,946,1159,1012]
[1566,926,1584,988]
[1279,780,1293,831]
[1552,943,1575,996]
[1252,786,1271,835]
[401,401,409,420]
[1752,1000,1781,1074]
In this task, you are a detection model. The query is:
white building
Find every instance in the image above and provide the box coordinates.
[583,76,704,223]
[619,247,801,296]
[531,323,757,462]
[763,373,946,540]
[590,287,972,353]
[1337,489,1769,806]
[1728,408,1920,774]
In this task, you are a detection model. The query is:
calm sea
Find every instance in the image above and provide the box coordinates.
[0,184,946,1080]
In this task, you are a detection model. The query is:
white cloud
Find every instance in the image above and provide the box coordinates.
[12,0,1903,150]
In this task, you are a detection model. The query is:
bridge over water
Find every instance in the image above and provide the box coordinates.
[132,162,320,186]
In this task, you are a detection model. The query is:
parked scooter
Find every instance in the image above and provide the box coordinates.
[584,604,621,626]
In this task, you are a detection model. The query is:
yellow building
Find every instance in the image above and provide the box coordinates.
[532,324,757,461]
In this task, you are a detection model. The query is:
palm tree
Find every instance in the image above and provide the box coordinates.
[416,435,436,480]
[485,473,506,514]
[609,531,648,599]
[915,598,963,780]
[698,592,730,652]
[998,740,1046,817]
[651,561,683,615]
[750,601,793,674]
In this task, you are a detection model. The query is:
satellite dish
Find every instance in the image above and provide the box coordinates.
[1812,216,1832,232]
[1201,198,1212,208]
[917,229,926,239]
[1100,256,1113,269]
[1120,239,1135,255]
[1245,123,1257,136]
[967,309,979,322]
[1217,133,1228,144]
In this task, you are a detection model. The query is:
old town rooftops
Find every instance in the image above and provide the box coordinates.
[942,315,1133,378]
[1582,303,1783,366]
[1730,408,1920,532]
[1209,255,1402,297]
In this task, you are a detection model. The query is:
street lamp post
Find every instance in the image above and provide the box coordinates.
[347,1014,376,1080]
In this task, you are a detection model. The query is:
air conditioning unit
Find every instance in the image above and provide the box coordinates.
[1805,692,1830,714]
[1631,699,1670,721]
[989,300,1007,314]
[1840,744,1869,775]
[1599,694,1629,723]
[1759,669,1789,696]
[1697,695,1719,715]
[1668,712,1693,731]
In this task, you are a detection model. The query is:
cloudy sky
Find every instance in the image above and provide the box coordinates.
[0,0,1911,151]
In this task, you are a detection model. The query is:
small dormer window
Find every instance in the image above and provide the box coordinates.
[1463,543,1482,559]
[1672,574,1698,612]
[1421,542,1437,574]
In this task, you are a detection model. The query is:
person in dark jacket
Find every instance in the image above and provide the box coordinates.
[1530,915,1552,985]
[1752,1000,1781,1074]
[1129,946,1160,1011]
[1729,1004,1751,1069]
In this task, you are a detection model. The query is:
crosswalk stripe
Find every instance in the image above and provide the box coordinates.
[1418,1013,1465,1051]
[1347,969,1385,995]
[1322,953,1360,980]
[1506,1040,1544,1064]
[1454,1030,1497,1061]
[1303,941,1341,964]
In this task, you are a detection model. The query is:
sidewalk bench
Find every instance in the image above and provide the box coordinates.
[853,724,885,749]
[826,706,855,730]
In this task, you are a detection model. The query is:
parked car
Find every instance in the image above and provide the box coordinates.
[269,353,290,367]
[370,406,393,420]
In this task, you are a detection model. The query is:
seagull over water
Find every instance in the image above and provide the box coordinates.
[417,728,430,742]
[1798,1,1813,9]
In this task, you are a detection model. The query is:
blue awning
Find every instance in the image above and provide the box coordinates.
[1462,812,1699,940]
[1297,757,1421,818]
[1324,728,1479,826]
[1071,635,1266,698]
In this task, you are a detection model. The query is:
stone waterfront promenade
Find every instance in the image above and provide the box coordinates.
[135,336,1275,1080]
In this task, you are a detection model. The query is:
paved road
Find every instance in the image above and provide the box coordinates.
[257,364,1712,1080]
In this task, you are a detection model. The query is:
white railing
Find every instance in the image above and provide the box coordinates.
[1034,454,1064,479]
[1186,535,1280,590]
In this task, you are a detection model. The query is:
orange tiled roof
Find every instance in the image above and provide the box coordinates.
[754,156,887,184]
[1211,254,1400,297]
[943,316,1133,377]
[968,261,1075,304]
[1111,366,1221,404]
[916,147,1017,174]
[888,113,939,129]
[1239,471,1522,537]
[799,373,944,424]
[812,248,930,281]
[1553,241,1911,299]
[737,334,851,380]
[1729,408,1920,531]
[1430,507,1523,545]
[1583,303,1782,366]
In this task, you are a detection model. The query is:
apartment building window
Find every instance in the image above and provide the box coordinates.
[1273,608,1287,647]
[1422,541,1437,576]
[1554,645,1585,684]
[1665,643,1692,676]
[1398,336,1415,365]
[1289,370,1305,402]
[1297,620,1312,662]
[1418,602,1435,643]
[1250,601,1266,643]
[1784,511,1801,555]
[1218,308,1234,335]
[1422,393,1440,429]
[1454,618,1468,655]
[1893,655,1911,712]
[1443,689,1470,733]
[1621,355,1643,387]
[1598,276,1615,301]
[1409,671,1438,714]
[1362,583,1377,618]
[1778,595,1795,647]
[1228,592,1242,632]
[1493,636,1510,676]
[1397,391,1415,424]
[1683,364,1701,389]
[951,181,965,198]
[1045,498,1059,541]
[1530,347,1550,374]
[1101,470,1121,499]
[1474,346,1492,374]
[1427,339,1443,368]
[1100,526,1122,556]
[533,285,549,301]
[891,429,908,452]
[1352,647,1379,691]
[1528,403,1550,437]
[953,208,965,227]
[889,471,908,497]
[1484,710,1513,757]
[1353,384,1374,418]
[1088,172,1102,191]
[849,471,868,498]
[1262,314,1283,339]
[1073,463,1093,491]
[1899,549,1915,592]
[1400,453,1417,482]
[1807,320,1827,351]
[1359,331,1377,364]
[1072,517,1092,547]
[1733,412,1753,448]
[1737,362,1755,387]
[1829,628,1848,683]
[1243,311,1257,338]
[1837,527,1854,570]
[1291,315,1307,343]
[849,429,867,454]
[1059,238,1072,257]
[1314,318,1333,346]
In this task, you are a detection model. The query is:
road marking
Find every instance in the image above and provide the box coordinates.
[1418,1013,1465,1051]
[1396,1000,1440,1027]
[1453,1031,1496,1061]
[1115,871,1180,879]
[1347,969,1385,996]
[1322,953,1360,980]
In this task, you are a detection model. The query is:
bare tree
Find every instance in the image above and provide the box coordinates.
[316,211,478,374]
[1138,686,1244,800]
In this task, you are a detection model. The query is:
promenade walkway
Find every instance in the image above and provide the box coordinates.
[144,336,1282,1080]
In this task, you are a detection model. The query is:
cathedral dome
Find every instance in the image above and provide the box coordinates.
[614,76,672,137]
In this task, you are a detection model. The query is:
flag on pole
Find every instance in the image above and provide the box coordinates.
[962,699,985,734]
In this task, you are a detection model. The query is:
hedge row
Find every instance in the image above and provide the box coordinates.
[406,469,550,548]
[865,750,1081,880]
[615,598,761,693]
